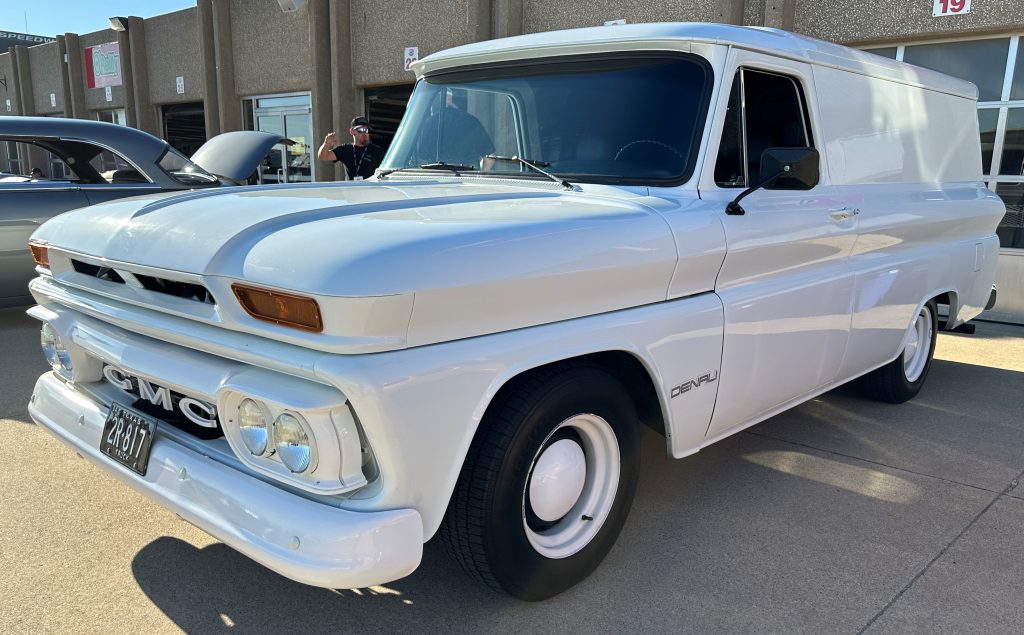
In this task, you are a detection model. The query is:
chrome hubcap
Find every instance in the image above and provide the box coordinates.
[523,414,620,559]
[903,305,933,382]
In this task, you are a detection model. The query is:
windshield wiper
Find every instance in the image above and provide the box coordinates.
[484,154,573,191]
[420,162,476,172]
[377,162,477,179]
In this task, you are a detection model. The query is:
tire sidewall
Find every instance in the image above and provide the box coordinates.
[484,368,640,600]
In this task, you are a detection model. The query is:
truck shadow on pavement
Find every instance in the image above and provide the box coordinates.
[129,358,1024,633]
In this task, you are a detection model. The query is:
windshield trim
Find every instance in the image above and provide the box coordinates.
[408,51,714,188]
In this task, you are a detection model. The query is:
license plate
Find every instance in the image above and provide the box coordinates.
[100,402,157,476]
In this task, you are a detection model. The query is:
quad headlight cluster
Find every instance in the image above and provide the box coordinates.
[236,397,317,473]
[40,323,73,379]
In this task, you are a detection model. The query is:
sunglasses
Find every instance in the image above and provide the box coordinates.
[353,126,370,134]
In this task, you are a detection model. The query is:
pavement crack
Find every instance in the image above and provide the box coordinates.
[742,429,1003,496]
[855,466,1024,634]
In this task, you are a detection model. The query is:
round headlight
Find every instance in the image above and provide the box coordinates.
[40,324,72,375]
[273,412,314,473]
[238,398,270,456]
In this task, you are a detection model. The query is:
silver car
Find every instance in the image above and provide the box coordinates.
[0,116,289,307]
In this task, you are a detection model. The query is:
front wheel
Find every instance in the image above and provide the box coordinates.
[859,299,938,403]
[440,365,640,601]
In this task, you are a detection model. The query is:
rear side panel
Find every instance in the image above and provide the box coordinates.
[810,64,1004,377]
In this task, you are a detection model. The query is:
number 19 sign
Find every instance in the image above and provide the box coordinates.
[933,0,970,17]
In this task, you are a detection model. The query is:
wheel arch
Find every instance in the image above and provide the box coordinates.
[932,289,959,330]
[892,292,947,362]
[483,350,667,440]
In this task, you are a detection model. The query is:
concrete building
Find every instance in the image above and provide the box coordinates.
[0,0,1022,322]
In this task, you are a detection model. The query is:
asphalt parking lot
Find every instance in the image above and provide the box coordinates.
[1,304,1022,634]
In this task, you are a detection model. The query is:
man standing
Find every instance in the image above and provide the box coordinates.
[317,116,386,180]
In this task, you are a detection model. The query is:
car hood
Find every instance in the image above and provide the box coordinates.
[32,180,688,349]
[190,131,292,183]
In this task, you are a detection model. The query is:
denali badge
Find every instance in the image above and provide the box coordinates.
[670,371,719,399]
[102,364,218,428]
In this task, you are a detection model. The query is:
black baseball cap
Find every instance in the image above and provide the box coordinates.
[350,116,370,130]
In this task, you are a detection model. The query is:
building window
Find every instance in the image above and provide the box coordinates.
[902,39,1010,102]
[242,92,313,183]
[96,109,126,126]
[863,35,1024,249]
[3,141,23,175]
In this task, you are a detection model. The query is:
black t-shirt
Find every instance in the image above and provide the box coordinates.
[332,143,385,180]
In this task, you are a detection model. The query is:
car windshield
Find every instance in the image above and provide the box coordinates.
[158,146,219,186]
[381,54,711,185]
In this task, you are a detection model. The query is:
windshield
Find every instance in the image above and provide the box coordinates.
[158,146,219,186]
[381,54,711,185]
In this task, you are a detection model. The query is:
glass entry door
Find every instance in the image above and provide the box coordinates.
[246,94,313,184]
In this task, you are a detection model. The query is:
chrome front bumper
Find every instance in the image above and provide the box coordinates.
[28,372,423,589]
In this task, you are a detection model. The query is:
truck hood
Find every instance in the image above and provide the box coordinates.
[32,180,686,349]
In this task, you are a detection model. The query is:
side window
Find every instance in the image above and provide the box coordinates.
[715,74,745,187]
[88,149,135,181]
[0,141,70,180]
[715,68,813,188]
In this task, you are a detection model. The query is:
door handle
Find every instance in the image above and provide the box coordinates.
[829,207,860,221]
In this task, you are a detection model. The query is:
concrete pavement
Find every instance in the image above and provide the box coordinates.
[1,304,1022,633]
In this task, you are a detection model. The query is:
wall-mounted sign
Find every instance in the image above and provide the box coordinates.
[105,86,112,102]
[49,93,56,108]
[0,31,55,54]
[176,76,185,94]
[604,19,627,25]
[5,99,10,112]
[404,47,419,72]
[85,42,122,89]
[933,0,970,16]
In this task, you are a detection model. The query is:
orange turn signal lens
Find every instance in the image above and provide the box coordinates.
[28,242,49,269]
[232,284,323,333]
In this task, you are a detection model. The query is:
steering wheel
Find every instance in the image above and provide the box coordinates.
[613,139,685,162]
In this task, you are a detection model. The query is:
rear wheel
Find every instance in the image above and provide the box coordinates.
[440,365,640,601]
[859,299,938,403]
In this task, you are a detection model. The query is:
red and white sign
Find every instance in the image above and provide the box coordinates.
[933,0,970,17]
[84,42,122,89]
[404,47,419,72]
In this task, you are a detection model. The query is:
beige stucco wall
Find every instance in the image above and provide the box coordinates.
[794,0,1024,45]
[522,0,740,34]
[350,0,490,87]
[231,0,312,97]
[0,53,17,114]
[146,8,204,104]
[29,42,63,115]
[78,30,128,113]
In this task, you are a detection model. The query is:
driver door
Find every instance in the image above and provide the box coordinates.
[699,52,859,439]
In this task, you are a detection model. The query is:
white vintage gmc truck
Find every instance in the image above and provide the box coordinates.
[26,23,1003,600]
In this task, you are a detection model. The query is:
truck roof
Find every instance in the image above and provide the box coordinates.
[416,22,978,100]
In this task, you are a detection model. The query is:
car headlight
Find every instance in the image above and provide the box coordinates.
[40,324,72,376]
[273,412,315,473]
[238,398,270,456]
